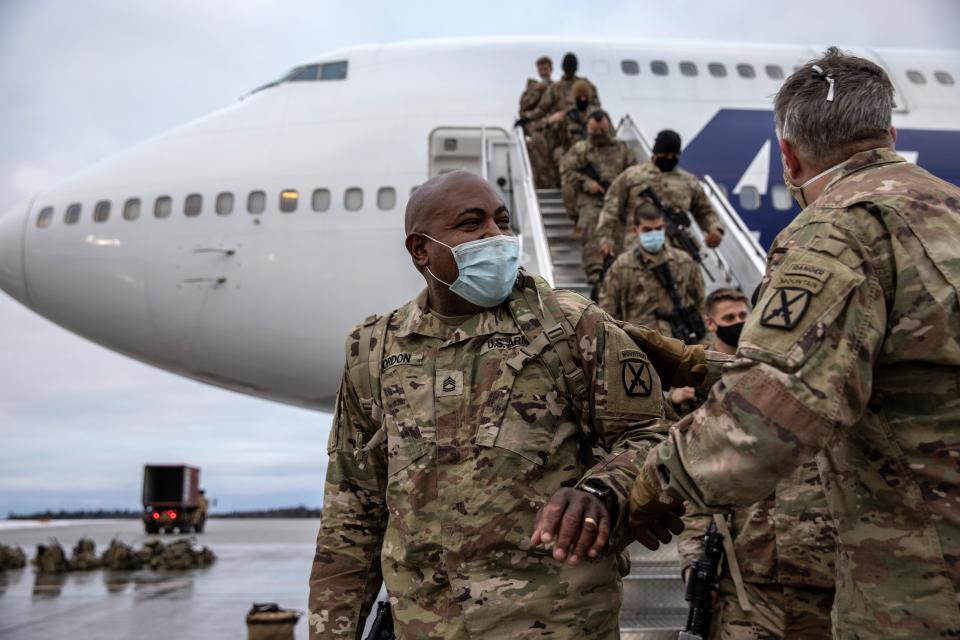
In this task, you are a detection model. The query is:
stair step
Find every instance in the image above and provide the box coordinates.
[552,257,583,267]
[619,609,687,639]
[536,189,562,197]
[621,574,686,616]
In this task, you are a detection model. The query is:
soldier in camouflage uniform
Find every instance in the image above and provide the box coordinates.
[676,290,836,639]
[597,130,725,258]
[308,171,683,640]
[630,48,960,639]
[597,206,704,338]
[517,56,558,189]
[522,52,600,126]
[560,110,637,283]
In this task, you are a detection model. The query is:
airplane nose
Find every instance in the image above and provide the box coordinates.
[0,201,29,307]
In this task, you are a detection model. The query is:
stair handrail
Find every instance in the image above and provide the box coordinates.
[701,175,768,275]
[616,114,653,161]
[512,125,555,286]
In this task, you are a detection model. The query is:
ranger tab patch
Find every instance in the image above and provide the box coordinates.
[760,287,811,330]
[621,359,653,397]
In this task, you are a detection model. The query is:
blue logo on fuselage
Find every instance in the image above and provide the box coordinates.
[681,109,960,249]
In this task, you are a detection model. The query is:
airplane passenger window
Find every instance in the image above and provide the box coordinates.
[123,198,141,221]
[311,188,331,212]
[737,64,756,79]
[216,192,234,215]
[650,60,669,76]
[765,65,784,80]
[320,61,348,80]
[280,189,299,213]
[247,191,266,214]
[36,207,54,228]
[679,62,698,77]
[154,196,171,219]
[93,200,110,223]
[738,186,761,211]
[288,65,319,81]
[65,203,81,224]
[708,62,727,78]
[934,71,955,86]
[906,70,926,85]
[184,194,202,217]
[621,60,639,76]
[770,185,792,211]
[344,187,363,211]
[377,187,396,211]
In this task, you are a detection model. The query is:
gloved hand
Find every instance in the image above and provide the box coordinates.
[619,322,708,388]
[629,464,685,550]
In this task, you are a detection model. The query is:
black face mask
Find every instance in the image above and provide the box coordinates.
[576,97,590,111]
[655,157,678,172]
[715,322,744,349]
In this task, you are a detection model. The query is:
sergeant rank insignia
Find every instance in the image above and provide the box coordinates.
[760,287,811,330]
[622,360,652,397]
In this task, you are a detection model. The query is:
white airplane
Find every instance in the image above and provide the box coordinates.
[1,37,958,411]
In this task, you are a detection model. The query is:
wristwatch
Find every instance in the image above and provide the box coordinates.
[579,479,620,525]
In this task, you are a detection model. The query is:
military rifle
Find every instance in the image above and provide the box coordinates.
[364,601,395,640]
[589,253,616,303]
[639,186,714,282]
[580,161,611,193]
[648,260,708,345]
[678,520,724,640]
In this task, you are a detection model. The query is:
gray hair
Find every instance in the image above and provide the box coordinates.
[774,47,895,166]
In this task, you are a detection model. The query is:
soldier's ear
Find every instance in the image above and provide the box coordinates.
[889,125,897,144]
[779,138,802,182]
[405,233,430,268]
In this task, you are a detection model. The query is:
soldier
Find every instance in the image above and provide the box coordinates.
[560,110,637,285]
[597,130,725,259]
[630,48,960,638]
[597,207,705,343]
[523,52,600,124]
[676,288,837,639]
[308,170,683,640]
[193,489,209,532]
[517,56,558,189]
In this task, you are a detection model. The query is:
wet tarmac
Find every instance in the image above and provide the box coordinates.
[0,518,319,639]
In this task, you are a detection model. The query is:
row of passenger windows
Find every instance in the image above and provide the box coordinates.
[619,59,956,87]
[35,187,398,227]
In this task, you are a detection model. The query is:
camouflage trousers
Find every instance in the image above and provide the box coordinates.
[576,200,605,282]
[710,576,834,639]
[527,130,558,189]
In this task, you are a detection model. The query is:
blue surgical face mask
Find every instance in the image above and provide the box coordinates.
[639,229,666,253]
[417,233,520,308]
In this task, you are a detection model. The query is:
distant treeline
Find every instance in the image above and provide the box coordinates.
[6,506,322,520]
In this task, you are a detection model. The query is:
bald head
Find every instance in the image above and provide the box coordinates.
[404,171,505,235]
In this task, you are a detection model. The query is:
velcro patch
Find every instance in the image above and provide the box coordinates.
[381,352,423,371]
[783,263,832,283]
[760,288,811,330]
[480,335,530,354]
[775,274,825,295]
[619,349,650,362]
[621,359,653,397]
[435,370,464,397]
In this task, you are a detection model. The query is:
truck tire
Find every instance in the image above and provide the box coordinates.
[179,522,193,534]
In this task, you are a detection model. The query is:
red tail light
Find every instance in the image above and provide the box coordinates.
[167,510,177,519]
[152,512,160,520]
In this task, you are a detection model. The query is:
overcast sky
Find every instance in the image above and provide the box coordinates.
[1,0,957,515]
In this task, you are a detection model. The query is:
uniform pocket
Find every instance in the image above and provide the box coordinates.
[384,414,429,478]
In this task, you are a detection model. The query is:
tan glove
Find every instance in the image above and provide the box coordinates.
[629,462,685,550]
[619,322,708,388]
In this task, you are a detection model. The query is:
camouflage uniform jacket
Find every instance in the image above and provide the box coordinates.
[310,272,667,639]
[649,147,960,638]
[524,75,600,121]
[560,136,637,212]
[519,79,547,114]
[596,160,724,249]
[677,458,836,589]
[597,244,704,336]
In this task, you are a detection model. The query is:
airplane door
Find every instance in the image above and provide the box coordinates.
[428,127,508,177]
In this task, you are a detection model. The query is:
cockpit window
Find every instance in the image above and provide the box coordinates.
[320,61,348,80]
[252,60,349,93]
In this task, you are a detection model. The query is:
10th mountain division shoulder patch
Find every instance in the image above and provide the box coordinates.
[760,287,811,330]
[622,359,653,397]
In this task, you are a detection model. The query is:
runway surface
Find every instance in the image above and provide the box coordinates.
[0,518,318,639]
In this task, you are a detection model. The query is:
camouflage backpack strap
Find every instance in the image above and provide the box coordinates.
[348,313,392,465]
[510,273,589,419]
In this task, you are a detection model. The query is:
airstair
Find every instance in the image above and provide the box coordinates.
[482,121,768,638]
